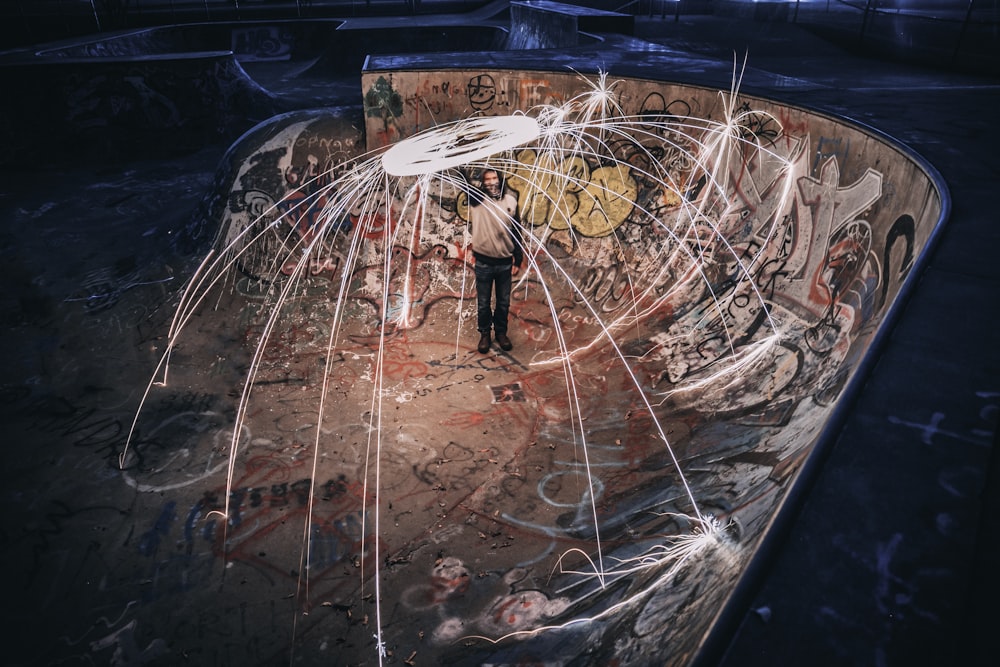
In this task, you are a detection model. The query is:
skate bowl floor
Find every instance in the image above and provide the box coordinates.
[0,8,972,667]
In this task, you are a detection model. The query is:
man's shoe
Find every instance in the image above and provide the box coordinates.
[477,333,491,354]
[496,333,513,351]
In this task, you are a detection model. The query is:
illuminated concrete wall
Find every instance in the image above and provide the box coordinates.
[174,66,944,665]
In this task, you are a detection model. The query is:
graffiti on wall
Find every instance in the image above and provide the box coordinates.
[52,70,936,665]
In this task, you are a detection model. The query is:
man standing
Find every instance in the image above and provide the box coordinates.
[467,168,523,354]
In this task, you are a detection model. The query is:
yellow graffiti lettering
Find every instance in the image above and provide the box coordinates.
[571,165,638,237]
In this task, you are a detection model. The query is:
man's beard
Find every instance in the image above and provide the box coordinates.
[485,184,501,199]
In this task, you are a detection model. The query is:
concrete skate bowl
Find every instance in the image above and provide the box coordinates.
[106,66,944,666]
[0,19,511,166]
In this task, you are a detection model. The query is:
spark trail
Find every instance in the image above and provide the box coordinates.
[122,70,792,664]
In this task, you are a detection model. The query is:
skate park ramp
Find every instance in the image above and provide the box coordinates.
[0,16,508,166]
[0,4,957,667]
[181,64,942,666]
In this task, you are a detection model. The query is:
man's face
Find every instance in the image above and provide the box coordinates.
[482,171,501,199]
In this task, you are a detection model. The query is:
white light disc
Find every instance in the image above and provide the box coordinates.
[381,115,540,177]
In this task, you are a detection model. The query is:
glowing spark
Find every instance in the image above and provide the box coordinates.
[123,67,795,663]
[381,115,541,176]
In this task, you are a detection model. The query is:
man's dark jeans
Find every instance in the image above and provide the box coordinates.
[475,260,512,335]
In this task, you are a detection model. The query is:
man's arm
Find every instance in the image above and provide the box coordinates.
[509,205,524,268]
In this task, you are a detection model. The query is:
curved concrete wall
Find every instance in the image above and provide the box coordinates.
[179,66,944,665]
[0,7,948,664]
